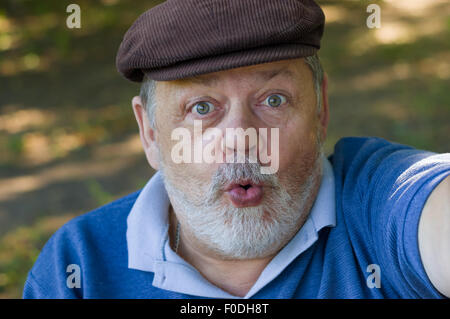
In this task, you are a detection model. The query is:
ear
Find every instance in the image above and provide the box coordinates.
[318,72,330,141]
[132,96,160,170]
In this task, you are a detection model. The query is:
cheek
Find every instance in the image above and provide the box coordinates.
[157,129,218,183]
[276,118,318,173]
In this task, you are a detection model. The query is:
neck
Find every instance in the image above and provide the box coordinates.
[169,205,274,297]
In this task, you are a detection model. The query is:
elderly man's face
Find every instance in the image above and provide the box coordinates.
[136,57,328,259]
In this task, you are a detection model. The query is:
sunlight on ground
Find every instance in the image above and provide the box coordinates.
[384,0,446,15]
[0,108,55,134]
[331,50,449,93]
[349,0,449,54]
[0,103,136,166]
[418,52,450,80]
[374,20,443,45]
[0,134,142,201]
[0,15,17,51]
[0,12,61,75]
[322,5,351,24]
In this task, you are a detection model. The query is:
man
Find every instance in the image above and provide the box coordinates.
[24,0,449,298]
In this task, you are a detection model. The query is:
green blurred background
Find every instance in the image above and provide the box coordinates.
[0,0,449,298]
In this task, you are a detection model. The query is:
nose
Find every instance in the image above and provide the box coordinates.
[221,100,259,163]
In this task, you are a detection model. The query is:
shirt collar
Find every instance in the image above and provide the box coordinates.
[126,169,170,272]
[126,155,336,297]
[309,154,336,231]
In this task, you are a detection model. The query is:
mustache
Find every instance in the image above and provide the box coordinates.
[206,155,279,203]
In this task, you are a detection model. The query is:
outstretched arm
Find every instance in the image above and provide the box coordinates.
[419,175,450,298]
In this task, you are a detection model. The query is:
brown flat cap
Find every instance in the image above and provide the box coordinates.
[116,0,325,82]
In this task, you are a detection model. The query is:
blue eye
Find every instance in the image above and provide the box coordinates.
[193,101,215,115]
[263,94,286,107]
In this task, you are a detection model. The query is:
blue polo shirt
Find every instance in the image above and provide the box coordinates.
[23,137,450,298]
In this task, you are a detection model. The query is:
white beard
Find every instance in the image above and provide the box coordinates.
[159,151,323,260]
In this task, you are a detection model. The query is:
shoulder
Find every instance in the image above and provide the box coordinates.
[329,136,450,210]
[65,189,141,230]
[331,136,415,170]
[24,190,141,298]
[330,136,441,184]
[52,189,141,245]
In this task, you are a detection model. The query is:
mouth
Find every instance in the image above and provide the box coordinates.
[224,180,264,207]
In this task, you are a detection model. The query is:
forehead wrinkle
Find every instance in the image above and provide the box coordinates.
[258,68,298,85]
[174,65,298,89]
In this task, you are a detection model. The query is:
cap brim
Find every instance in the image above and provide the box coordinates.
[140,43,317,82]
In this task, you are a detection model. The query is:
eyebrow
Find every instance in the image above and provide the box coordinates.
[187,67,297,87]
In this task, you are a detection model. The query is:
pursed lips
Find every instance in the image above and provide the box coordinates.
[224,180,264,207]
